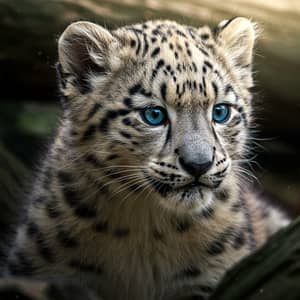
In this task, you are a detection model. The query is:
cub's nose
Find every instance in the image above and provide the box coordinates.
[179,156,213,177]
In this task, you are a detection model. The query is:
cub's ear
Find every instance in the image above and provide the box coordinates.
[58,21,120,94]
[215,17,257,67]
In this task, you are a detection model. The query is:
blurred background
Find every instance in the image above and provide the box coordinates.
[0,0,299,235]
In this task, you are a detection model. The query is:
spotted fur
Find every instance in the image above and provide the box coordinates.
[0,18,289,300]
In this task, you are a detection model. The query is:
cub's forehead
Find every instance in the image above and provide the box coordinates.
[115,20,215,57]
[114,20,221,107]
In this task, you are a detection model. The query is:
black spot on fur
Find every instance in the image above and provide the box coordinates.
[74,204,96,219]
[140,88,152,98]
[174,218,192,233]
[225,84,234,95]
[58,171,98,219]
[204,60,213,69]
[58,171,81,207]
[69,259,102,274]
[46,201,62,218]
[129,83,142,95]
[176,43,183,51]
[198,47,209,57]
[107,154,119,160]
[119,109,130,116]
[207,239,225,256]
[160,83,167,101]
[27,221,39,237]
[152,28,163,36]
[106,110,119,119]
[212,81,218,97]
[161,36,167,43]
[142,34,149,56]
[81,124,97,141]
[151,59,165,80]
[163,125,171,149]
[176,266,202,279]
[207,226,241,256]
[151,47,160,58]
[122,117,132,126]
[199,83,203,93]
[153,229,163,240]
[57,227,79,248]
[201,33,209,40]
[231,200,243,212]
[133,31,141,55]
[123,97,133,108]
[113,228,130,237]
[176,30,187,38]
[98,119,108,132]
[85,153,104,168]
[215,188,229,202]
[99,109,129,132]
[200,206,215,218]
[214,69,223,81]
[232,230,246,250]
[36,231,55,263]
[85,103,102,121]
[130,39,136,48]
[202,76,206,90]
[119,131,132,139]
[237,106,248,126]
[94,221,108,233]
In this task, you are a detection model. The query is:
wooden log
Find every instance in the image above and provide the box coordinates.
[211,217,300,300]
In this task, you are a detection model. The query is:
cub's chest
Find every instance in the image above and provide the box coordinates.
[82,225,224,300]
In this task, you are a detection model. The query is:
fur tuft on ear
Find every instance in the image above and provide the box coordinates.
[58,21,120,94]
[215,17,257,67]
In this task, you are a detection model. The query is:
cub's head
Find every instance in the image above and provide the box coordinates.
[57,18,256,213]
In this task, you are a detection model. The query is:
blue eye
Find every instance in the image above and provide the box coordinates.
[212,104,231,123]
[141,106,167,126]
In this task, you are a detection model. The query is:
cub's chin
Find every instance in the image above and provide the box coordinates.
[157,185,214,214]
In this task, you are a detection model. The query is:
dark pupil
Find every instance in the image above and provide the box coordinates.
[216,107,224,115]
[151,110,160,119]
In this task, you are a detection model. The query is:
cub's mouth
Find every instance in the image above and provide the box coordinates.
[177,180,213,190]
[147,177,218,198]
[143,167,228,198]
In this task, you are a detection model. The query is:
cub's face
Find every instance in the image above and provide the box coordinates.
[58,18,256,213]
